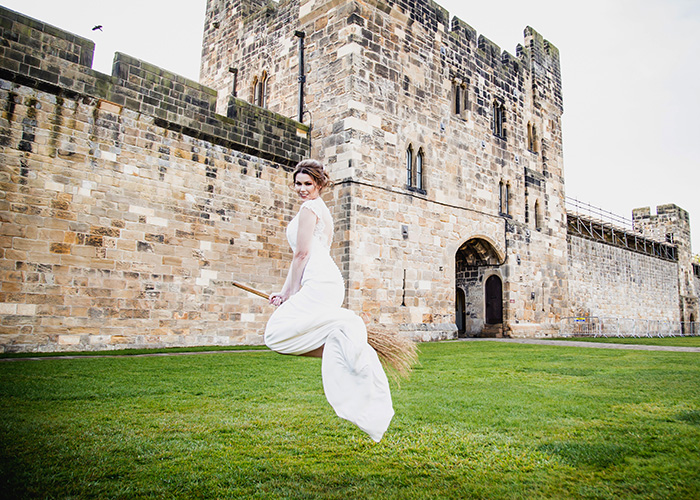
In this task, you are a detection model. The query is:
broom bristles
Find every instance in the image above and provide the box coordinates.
[366,326,419,382]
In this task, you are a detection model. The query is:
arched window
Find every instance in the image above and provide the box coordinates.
[454,82,461,114]
[498,181,510,216]
[416,148,424,190]
[453,81,467,116]
[254,71,268,108]
[492,100,505,139]
[498,181,504,214]
[406,145,425,192]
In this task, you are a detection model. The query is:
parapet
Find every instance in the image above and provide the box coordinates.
[633,204,690,224]
[0,5,309,168]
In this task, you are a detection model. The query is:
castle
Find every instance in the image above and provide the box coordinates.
[0,0,697,352]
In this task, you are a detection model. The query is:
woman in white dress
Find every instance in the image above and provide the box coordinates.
[264,159,394,442]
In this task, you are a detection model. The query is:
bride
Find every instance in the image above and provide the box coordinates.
[264,159,394,442]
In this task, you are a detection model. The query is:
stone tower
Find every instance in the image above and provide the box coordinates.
[200,0,569,338]
[633,204,699,328]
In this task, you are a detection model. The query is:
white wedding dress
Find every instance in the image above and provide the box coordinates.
[264,197,394,442]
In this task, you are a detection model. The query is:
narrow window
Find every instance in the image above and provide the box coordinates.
[406,145,413,187]
[416,148,424,190]
[535,200,542,231]
[253,77,261,105]
[498,181,504,214]
[453,82,469,116]
[527,122,533,151]
[492,100,505,138]
[454,82,461,114]
[254,72,268,107]
[505,183,510,215]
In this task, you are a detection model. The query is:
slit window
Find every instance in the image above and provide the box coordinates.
[492,100,505,139]
[406,145,425,192]
[453,81,468,116]
[253,71,268,108]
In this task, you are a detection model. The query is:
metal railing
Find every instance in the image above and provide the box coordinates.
[565,197,634,232]
[565,198,678,262]
[560,317,699,337]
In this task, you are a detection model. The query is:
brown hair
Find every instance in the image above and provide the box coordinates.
[292,159,332,191]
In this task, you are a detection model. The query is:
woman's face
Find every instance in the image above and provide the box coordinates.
[294,172,320,201]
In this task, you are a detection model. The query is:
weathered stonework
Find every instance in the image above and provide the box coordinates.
[633,204,699,325]
[0,6,309,352]
[567,235,680,321]
[0,0,697,352]
[202,0,568,338]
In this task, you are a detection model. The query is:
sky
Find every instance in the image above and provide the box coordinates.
[2,0,699,253]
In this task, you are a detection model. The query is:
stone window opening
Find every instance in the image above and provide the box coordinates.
[492,100,506,139]
[527,122,539,152]
[253,71,268,108]
[499,180,510,216]
[406,144,425,193]
[453,81,468,117]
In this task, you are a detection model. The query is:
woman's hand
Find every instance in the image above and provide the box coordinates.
[269,291,289,307]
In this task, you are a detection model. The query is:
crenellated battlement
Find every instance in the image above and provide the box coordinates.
[0,6,308,168]
[0,5,311,352]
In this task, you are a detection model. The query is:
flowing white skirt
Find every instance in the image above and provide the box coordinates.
[265,277,394,442]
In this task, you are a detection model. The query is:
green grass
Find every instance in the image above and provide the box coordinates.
[553,336,700,347]
[1,342,699,499]
[0,344,270,359]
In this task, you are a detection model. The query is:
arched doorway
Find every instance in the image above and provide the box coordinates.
[485,275,503,324]
[455,237,504,336]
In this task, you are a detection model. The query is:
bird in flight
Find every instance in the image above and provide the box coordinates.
[92,25,103,31]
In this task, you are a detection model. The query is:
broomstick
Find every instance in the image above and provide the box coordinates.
[233,281,418,380]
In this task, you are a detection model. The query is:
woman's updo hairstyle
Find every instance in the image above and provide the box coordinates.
[293,159,332,191]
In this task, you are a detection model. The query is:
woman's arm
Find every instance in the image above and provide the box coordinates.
[269,206,317,306]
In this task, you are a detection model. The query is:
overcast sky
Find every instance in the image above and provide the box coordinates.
[3,0,699,252]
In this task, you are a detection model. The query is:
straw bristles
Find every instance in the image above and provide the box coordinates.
[366,326,419,382]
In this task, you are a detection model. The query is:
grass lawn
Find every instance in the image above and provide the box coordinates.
[552,336,700,348]
[1,341,699,499]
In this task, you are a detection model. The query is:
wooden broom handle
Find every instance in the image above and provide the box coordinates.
[233,281,270,300]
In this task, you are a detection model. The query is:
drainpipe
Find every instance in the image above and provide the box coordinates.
[294,30,306,123]
[226,67,238,118]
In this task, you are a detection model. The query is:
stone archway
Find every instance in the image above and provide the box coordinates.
[455,238,504,337]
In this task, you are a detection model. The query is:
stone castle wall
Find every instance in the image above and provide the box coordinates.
[0,1,696,352]
[0,6,310,352]
[567,234,680,322]
[633,204,698,323]
[203,0,570,338]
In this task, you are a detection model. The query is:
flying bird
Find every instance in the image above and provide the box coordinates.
[92,25,103,31]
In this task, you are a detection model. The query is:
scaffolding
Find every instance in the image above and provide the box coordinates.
[566,198,677,262]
